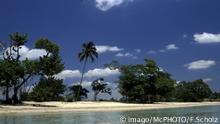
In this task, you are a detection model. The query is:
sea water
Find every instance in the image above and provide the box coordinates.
[0,105,219,124]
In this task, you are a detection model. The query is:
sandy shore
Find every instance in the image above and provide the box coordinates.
[0,102,220,114]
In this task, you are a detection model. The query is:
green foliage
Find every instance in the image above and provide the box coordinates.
[35,39,64,77]
[156,72,176,101]
[22,59,39,75]
[28,77,65,102]
[9,32,28,47]
[0,33,64,104]
[0,60,12,102]
[78,42,98,62]
[175,79,212,102]
[35,38,59,55]
[91,78,111,101]
[38,55,64,76]
[68,85,89,101]
[25,39,65,102]
[118,59,175,103]
[119,64,146,102]
[0,33,32,104]
[210,92,220,99]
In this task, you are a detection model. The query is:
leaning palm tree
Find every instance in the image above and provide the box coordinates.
[76,41,98,101]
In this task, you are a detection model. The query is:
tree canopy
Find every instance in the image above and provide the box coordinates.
[118,59,176,103]
[175,79,212,102]
[0,33,217,104]
[91,78,111,101]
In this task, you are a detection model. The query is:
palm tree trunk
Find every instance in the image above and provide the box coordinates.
[76,58,87,101]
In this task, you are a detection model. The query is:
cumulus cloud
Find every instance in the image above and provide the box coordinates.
[185,60,216,70]
[115,52,137,59]
[165,44,179,50]
[20,46,48,60]
[194,32,220,44]
[55,68,120,79]
[71,81,93,87]
[95,0,134,11]
[96,45,123,54]
[148,43,179,54]
[54,70,81,79]
[84,67,120,78]
[1,45,47,61]
[22,49,48,60]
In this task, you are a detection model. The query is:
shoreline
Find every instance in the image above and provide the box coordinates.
[0,102,220,114]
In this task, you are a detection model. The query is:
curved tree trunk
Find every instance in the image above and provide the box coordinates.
[75,58,87,101]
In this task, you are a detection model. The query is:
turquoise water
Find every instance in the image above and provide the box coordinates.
[0,105,219,124]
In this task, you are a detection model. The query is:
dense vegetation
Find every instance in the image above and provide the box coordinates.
[113,60,212,103]
[0,33,219,104]
[0,33,65,104]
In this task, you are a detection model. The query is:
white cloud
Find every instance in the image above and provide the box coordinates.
[185,60,216,70]
[166,44,179,50]
[203,78,212,83]
[54,70,81,79]
[96,45,123,54]
[115,52,131,57]
[71,81,93,87]
[22,49,47,60]
[134,49,141,53]
[95,0,133,11]
[194,32,220,44]
[149,44,178,54]
[115,52,137,59]
[20,46,48,60]
[56,68,120,80]
[84,68,120,78]
[2,45,47,61]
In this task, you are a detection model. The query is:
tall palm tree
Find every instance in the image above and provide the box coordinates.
[76,41,98,101]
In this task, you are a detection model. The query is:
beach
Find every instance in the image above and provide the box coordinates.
[0,102,220,114]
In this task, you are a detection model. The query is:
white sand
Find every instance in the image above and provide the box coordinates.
[0,102,220,114]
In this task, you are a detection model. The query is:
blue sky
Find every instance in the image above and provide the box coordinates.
[0,0,220,96]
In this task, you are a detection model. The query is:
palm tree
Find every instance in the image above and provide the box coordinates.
[76,41,98,101]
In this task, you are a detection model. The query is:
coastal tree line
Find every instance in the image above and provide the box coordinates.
[0,33,219,104]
